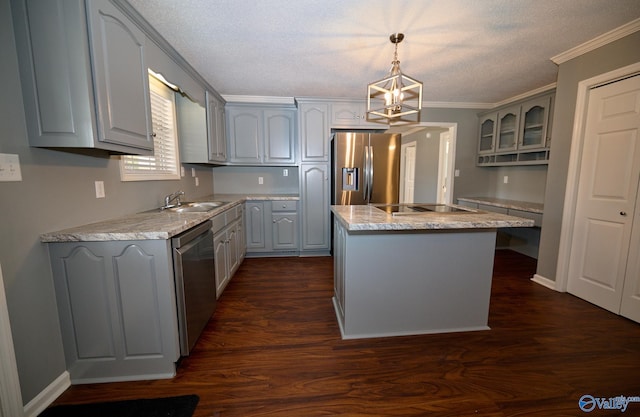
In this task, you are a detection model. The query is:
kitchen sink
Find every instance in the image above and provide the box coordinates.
[159,201,229,213]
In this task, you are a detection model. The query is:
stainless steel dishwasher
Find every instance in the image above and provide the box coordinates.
[172,220,216,356]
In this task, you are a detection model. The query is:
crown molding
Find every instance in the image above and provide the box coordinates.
[222,95,296,105]
[551,18,640,64]
[423,101,493,109]
[492,83,557,109]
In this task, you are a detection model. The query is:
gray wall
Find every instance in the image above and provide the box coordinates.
[536,31,640,281]
[402,128,442,203]
[212,166,299,194]
[484,165,547,203]
[417,108,493,200]
[0,0,215,403]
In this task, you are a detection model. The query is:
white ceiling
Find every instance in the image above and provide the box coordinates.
[128,0,640,106]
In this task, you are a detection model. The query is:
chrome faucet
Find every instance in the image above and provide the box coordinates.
[164,190,185,208]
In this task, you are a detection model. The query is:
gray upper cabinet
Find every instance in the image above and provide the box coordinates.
[330,100,382,129]
[226,104,296,165]
[11,0,154,154]
[519,95,552,150]
[227,107,261,163]
[176,90,227,164]
[478,114,496,154]
[496,105,521,152]
[207,91,227,162]
[477,92,554,167]
[298,101,330,162]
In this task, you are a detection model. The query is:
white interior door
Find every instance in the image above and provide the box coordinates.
[437,131,451,204]
[567,74,640,316]
[399,142,416,203]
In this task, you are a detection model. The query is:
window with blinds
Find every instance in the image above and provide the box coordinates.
[120,75,180,181]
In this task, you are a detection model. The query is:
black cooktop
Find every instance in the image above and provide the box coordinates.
[373,204,472,215]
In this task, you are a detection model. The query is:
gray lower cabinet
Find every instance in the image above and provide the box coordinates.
[245,202,267,251]
[212,205,244,298]
[11,0,154,154]
[300,163,330,254]
[48,239,179,384]
[245,200,299,256]
[272,201,298,250]
[333,220,346,324]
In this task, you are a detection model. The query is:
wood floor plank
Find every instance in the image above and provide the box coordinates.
[48,250,640,416]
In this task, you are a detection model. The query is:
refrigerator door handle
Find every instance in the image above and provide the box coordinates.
[368,146,374,201]
[363,145,369,201]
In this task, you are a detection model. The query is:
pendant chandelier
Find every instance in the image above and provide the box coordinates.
[367,33,423,123]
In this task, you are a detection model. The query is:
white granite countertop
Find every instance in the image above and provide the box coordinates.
[41,194,299,242]
[457,197,544,214]
[331,204,535,232]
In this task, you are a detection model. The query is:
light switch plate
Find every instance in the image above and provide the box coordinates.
[258,176,264,185]
[0,153,22,182]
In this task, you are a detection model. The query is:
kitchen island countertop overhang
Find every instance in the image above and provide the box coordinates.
[331,204,535,340]
[331,204,535,232]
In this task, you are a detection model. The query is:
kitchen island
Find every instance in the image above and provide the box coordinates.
[331,204,534,339]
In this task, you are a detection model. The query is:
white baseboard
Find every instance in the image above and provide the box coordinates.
[23,371,70,417]
[531,274,559,291]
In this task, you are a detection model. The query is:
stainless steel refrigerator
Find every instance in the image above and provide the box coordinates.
[332,132,401,205]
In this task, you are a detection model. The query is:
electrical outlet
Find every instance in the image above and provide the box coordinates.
[0,153,22,182]
[258,176,264,185]
[180,166,185,177]
[191,168,196,177]
[503,176,509,184]
[195,177,199,187]
[454,169,460,177]
[283,169,288,177]
[95,181,105,198]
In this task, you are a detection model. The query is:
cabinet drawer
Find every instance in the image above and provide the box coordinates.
[271,200,297,212]
[508,209,543,227]
[225,204,242,222]
[234,204,244,220]
[211,213,227,234]
[478,204,508,214]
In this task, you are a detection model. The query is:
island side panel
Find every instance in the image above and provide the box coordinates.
[340,227,497,339]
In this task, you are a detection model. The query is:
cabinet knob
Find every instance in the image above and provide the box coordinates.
[620,211,627,216]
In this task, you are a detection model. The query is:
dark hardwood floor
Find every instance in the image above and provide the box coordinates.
[49,250,640,416]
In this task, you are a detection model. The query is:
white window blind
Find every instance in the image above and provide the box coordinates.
[120,76,180,181]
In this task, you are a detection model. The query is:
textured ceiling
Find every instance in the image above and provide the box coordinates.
[128,0,640,105]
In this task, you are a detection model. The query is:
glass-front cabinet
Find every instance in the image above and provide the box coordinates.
[476,92,553,167]
[478,115,496,154]
[520,96,551,150]
[496,106,520,152]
